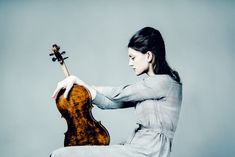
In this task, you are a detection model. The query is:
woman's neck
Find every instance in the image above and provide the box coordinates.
[146,64,156,76]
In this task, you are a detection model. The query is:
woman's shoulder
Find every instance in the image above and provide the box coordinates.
[143,74,181,87]
[144,74,171,82]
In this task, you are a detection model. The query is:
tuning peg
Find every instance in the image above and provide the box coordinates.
[52,57,57,62]
[60,51,66,55]
[63,57,68,60]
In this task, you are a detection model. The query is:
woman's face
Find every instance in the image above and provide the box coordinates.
[128,48,150,76]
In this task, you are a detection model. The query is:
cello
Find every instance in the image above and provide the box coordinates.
[50,44,110,146]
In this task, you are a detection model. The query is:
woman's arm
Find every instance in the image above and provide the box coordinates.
[92,86,106,93]
[52,75,96,100]
[90,86,135,109]
[92,86,115,97]
[51,76,132,109]
[92,91,135,109]
[92,77,171,109]
[52,75,171,110]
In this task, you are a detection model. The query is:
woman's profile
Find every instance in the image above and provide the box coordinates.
[50,26,182,157]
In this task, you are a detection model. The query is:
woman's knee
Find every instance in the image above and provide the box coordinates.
[50,147,65,157]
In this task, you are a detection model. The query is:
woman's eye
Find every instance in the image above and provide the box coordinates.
[131,57,135,60]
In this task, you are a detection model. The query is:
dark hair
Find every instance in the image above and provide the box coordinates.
[128,27,181,83]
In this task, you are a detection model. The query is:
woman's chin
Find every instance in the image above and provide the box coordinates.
[135,72,143,76]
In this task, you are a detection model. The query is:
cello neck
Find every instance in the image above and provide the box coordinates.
[60,62,70,78]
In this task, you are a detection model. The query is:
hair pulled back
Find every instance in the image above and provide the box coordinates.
[128,27,181,83]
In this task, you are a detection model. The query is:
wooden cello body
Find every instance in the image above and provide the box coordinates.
[50,44,110,146]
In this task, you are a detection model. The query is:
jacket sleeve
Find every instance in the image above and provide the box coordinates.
[92,77,171,109]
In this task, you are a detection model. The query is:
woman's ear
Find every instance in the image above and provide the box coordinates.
[146,51,154,63]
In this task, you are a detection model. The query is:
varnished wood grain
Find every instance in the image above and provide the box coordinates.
[56,84,110,146]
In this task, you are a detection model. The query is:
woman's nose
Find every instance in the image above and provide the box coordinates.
[129,60,133,66]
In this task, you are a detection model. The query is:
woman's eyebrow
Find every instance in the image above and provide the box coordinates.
[128,54,135,58]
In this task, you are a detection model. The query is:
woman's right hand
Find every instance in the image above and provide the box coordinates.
[51,75,97,100]
[51,75,82,99]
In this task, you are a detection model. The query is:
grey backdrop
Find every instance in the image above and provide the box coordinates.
[1,0,235,157]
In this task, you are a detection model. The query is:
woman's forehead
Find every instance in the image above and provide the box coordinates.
[128,48,141,56]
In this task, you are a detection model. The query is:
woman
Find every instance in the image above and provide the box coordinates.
[51,27,182,157]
